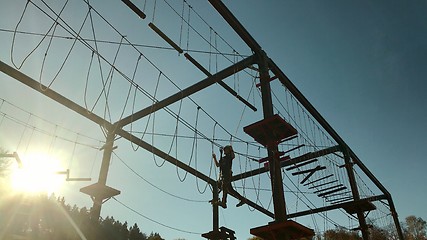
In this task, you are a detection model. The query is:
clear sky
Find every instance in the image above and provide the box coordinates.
[1,1,426,240]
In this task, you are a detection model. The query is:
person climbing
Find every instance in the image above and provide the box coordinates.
[212,145,245,208]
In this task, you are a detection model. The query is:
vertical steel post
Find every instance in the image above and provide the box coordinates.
[258,52,287,222]
[91,130,115,220]
[388,197,404,240]
[342,146,369,239]
[212,183,220,240]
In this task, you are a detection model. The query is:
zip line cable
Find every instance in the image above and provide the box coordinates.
[112,196,202,235]
[0,98,105,146]
[0,112,103,150]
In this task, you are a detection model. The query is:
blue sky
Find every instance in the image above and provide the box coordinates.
[1,0,426,239]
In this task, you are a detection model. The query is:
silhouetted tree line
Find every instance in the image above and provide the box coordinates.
[313,215,426,240]
[0,193,164,240]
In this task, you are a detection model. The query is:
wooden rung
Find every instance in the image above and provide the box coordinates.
[257,152,286,163]
[299,166,326,184]
[324,191,351,198]
[326,196,353,203]
[122,0,146,19]
[313,184,343,194]
[286,159,318,171]
[303,174,334,186]
[282,144,305,155]
[308,180,338,189]
[279,134,298,143]
[263,156,291,170]
[292,165,325,175]
[261,155,290,164]
[149,22,183,54]
[328,197,354,205]
[318,186,347,197]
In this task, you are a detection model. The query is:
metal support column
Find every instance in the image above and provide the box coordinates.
[213,183,220,240]
[342,147,369,240]
[258,52,287,222]
[388,197,405,240]
[90,130,116,220]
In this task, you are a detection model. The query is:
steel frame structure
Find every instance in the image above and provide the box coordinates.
[0,0,404,239]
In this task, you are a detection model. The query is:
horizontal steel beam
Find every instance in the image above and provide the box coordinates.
[0,60,110,128]
[115,54,256,128]
[287,195,386,219]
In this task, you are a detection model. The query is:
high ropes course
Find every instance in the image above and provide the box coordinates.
[0,0,404,239]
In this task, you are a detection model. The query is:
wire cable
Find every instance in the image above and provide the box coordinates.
[112,196,202,235]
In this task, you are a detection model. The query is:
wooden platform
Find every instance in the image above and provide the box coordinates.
[202,226,236,240]
[343,199,376,215]
[244,115,297,147]
[80,182,120,200]
[250,220,314,240]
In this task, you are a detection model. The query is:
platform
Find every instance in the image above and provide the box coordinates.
[343,199,376,215]
[250,220,314,240]
[80,182,121,200]
[244,115,297,147]
[202,226,236,240]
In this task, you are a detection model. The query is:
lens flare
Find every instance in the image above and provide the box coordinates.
[11,152,64,194]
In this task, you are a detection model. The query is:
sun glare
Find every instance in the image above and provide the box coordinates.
[11,152,65,194]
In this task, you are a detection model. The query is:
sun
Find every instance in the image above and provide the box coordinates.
[10,152,65,194]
